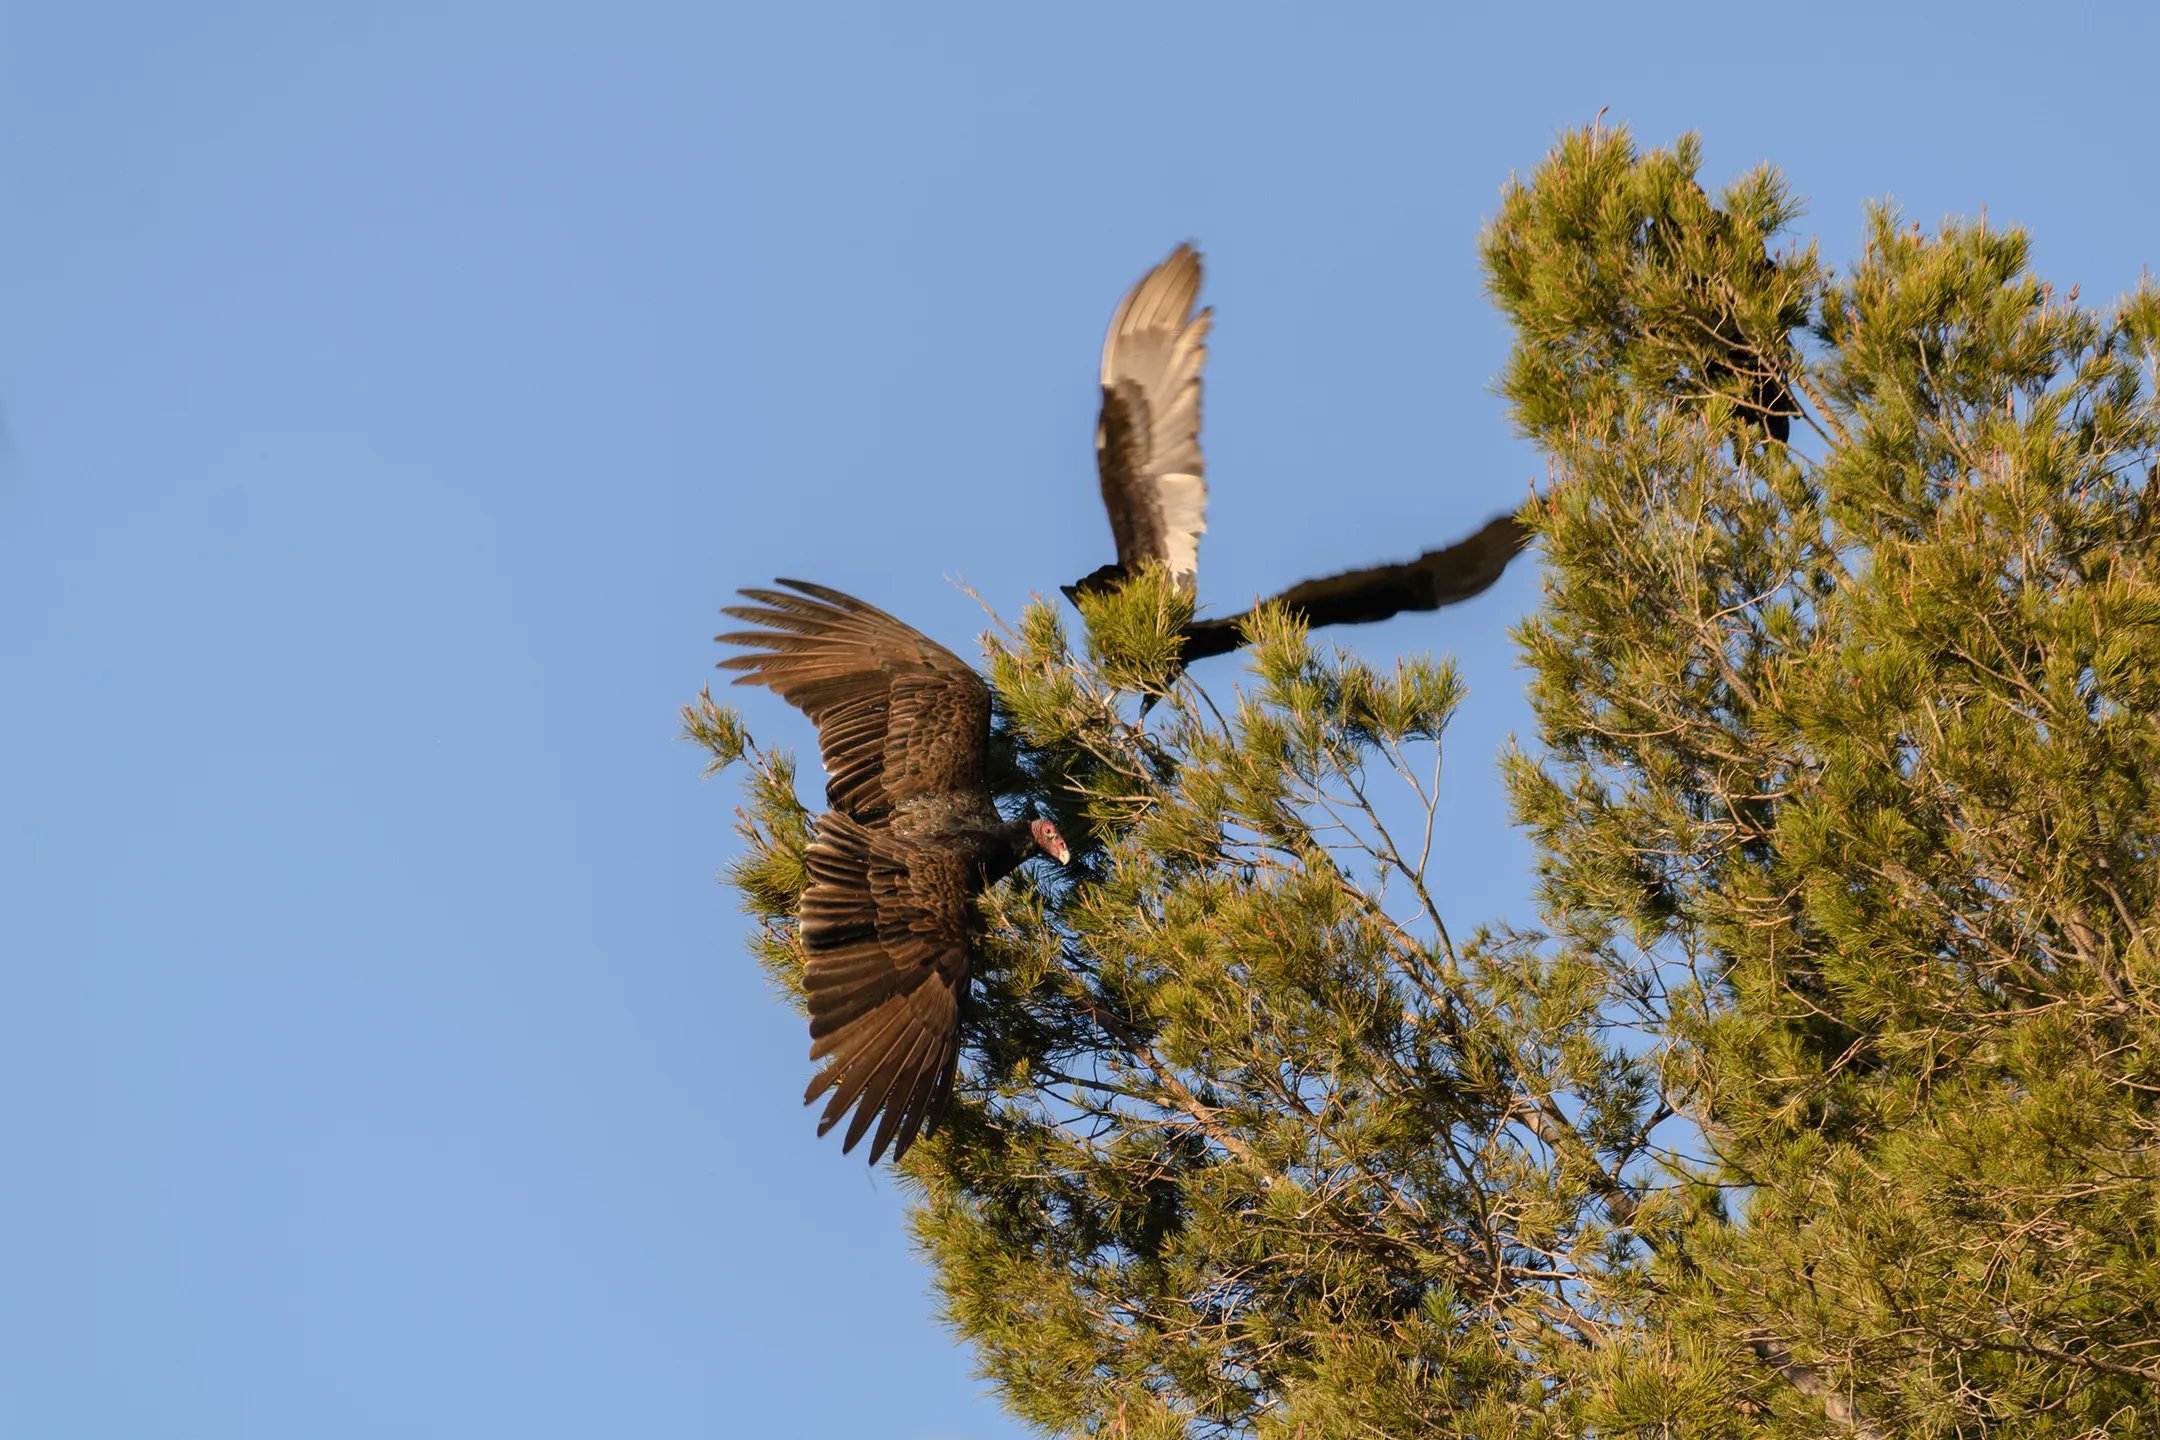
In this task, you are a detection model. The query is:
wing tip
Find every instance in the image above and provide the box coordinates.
[1102,242,1208,374]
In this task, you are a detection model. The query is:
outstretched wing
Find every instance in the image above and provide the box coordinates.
[716,579,991,823]
[1097,244,1211,590]
[796,811,971,1162]
[1178,510,1533,664]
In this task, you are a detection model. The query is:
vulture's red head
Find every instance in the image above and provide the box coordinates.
[1029,817,1072,865]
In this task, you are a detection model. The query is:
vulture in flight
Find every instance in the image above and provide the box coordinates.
[1068,245,1533,668]
[718,580,1070,1164]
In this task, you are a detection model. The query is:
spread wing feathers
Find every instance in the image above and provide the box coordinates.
[796,811,971,1162]
[1178,510,1533,664]
[715,579,991,823]
[1097,244,1211,590]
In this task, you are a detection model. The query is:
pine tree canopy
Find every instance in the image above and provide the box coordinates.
[685,122,2160,1437]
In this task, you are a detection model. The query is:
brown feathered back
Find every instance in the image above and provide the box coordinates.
[717,579,990,824]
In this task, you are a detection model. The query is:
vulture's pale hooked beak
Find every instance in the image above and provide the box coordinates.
[1030,818,1072,866]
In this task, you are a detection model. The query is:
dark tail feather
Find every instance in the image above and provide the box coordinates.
[1060,562,1132,607]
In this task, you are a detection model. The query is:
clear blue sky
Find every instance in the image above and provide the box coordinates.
[3,3,2153,1436]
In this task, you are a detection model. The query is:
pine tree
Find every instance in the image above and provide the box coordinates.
[1488,124,2160,1435]
[689,574,1658,1437]
[686,124,2160,1436]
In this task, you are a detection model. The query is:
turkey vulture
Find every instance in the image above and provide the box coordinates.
[1731,243,1800,446]
[1066,246,1533,670]
[717,580,1070,1164]
[1663,181,1801,446]
[1695,227,1798,446]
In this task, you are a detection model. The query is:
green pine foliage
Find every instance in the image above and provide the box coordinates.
[691,569,1671,1437]
[1488,124,2160,1433]
[687,124,2160,1436]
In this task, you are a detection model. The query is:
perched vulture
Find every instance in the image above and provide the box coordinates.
[1668,181,1802,446]
[1694,230,1798,446]
[717,580,1070,1164]
[1067,244,1532,670]
[1731,237,1800,446]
